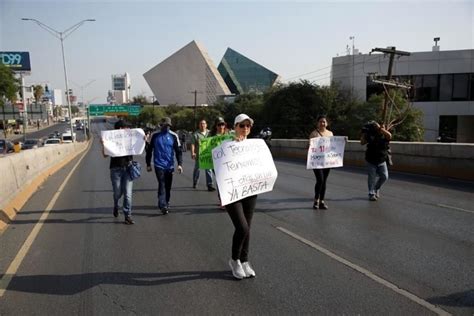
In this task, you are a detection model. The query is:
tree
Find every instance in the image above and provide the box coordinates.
[33,85,44,105]
[262,81,346,138]
[131,94,148,105]
[71,105,80,115]
[366,91,424,141]
[0,63,20,107]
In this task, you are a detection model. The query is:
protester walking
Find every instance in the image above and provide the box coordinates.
[226,114,258,280]
[360,121,392,201]
[210,117,231,209]
[309,115,334,210]
[146,117,183,214]
[191,119,215,191]
[180,132,187,152]
[102,120,135,225]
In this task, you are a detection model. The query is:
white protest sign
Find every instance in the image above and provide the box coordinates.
[307,136,346,169]
[101,128,146,157]
[212,139,278,206]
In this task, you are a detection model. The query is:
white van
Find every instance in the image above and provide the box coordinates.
[61,131,76,143]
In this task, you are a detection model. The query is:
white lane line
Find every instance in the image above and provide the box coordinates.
[0,143,91,298]
[436,204,474,214]
[276,226,451,316]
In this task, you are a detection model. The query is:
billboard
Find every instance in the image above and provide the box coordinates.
[0,52,31,72]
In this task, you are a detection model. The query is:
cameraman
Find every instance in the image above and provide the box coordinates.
[360,121,392,201]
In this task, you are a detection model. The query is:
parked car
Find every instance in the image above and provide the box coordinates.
[0,139,14,153]
[44,138,62,146]
[22,139,43,150]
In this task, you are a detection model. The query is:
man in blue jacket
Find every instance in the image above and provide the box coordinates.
[146,117,183,214]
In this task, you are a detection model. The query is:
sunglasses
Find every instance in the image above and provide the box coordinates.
[238,123,251,128]
[217,123,226,126]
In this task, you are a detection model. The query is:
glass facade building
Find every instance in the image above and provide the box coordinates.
[218,48,279,95]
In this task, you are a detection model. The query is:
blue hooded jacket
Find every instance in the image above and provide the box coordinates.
[145,128,182,171]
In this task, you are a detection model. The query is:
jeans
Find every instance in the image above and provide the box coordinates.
[154,167,173,209]
[367,161,389,196]
[225,195,257,262]
[110,167,133,216]
[313,168,330,201]
[193,159,213,187]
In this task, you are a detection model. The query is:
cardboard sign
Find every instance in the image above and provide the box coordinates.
[212,139,278,206]
[307,136,346,169]
[101,128,145,157]
[198,134,234,169]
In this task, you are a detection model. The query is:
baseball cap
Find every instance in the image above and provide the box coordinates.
[215,117,226,125]
[234,114,254,126]
[160,117,172,126]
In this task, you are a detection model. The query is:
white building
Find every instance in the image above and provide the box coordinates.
[111,73,131,104]
[143,40,231,106]
[331,47,474,142]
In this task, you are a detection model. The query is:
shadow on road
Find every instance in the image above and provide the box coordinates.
[3,270,233,295]
[427,289,474,307]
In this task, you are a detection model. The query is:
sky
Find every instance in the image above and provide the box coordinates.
[1,0,473,104]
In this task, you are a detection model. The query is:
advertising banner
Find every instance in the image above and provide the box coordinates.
[0,52,31,72]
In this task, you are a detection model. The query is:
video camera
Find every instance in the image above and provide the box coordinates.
[361,121,379,135]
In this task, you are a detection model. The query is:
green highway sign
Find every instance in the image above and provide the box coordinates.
[88,104,142,116]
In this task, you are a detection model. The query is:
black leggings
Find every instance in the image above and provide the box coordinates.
[313,168,330,201]
[225,195,257,262]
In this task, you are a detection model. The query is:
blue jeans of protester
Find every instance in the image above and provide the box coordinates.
[110,167,133,216]
[367,161,389,196]
[154,167,173,209]
[193,159,213,188]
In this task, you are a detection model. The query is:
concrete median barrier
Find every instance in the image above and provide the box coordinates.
[0,141,91,232]
[271,140,474,181]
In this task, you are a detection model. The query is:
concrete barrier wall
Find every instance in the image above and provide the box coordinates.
[0,141,89,230]
[271,140,474,181]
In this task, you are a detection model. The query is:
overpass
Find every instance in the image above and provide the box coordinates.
[0,122,473,314]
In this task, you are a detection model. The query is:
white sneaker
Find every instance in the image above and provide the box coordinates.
[241,261,256,278]
[228,259,245,280]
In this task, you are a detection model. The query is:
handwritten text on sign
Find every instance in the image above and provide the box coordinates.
[306,136,346,169]
[212,139,278,206]
[199,134,234,169]
[101,128,145,157]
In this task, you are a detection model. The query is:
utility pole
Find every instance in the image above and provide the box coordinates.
[370,47,411,128]
[189,90,202,129]
[349,36,355,99]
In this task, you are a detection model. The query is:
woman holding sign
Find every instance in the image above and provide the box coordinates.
[226,114,258,280]
[309,115,333,210]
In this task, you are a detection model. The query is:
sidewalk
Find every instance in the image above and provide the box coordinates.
[2,122,61,142]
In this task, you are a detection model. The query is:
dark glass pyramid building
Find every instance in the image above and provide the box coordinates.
[218,48,280,95]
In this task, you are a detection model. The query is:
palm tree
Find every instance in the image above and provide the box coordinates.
[33,85,44,105]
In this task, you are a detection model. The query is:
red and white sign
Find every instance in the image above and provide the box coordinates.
[15,102,24,111]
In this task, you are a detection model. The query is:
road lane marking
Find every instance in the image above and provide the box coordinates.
[276,226,451,316]
[0,141,91,298]
[436,204,474,214]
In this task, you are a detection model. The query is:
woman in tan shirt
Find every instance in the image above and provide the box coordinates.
[309,115,334,210]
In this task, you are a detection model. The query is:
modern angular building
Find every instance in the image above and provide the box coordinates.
[143,41,230,106]
[331,47,474,142]
[218,48,280,95]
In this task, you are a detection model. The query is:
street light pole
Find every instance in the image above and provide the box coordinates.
[22,18,95,142]
[72,79,96,106]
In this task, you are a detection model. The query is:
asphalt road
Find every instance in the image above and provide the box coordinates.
[7,122,88,144]
[0,122,473,315]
